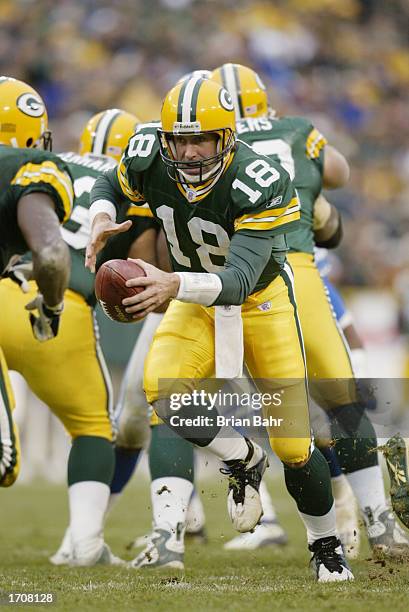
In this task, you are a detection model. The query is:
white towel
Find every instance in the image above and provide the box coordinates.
[215,305,244,378]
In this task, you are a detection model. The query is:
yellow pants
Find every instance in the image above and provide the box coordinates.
[288,253,356,408]
[145,270,311,464]
[0,279,114,443]
[0,347,20,486]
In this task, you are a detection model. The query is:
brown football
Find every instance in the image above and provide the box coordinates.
[95,259,146,323]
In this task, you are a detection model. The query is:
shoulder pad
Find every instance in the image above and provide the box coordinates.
[123,121,161,174]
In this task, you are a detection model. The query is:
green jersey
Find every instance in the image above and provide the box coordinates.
[236,116,327,254]
[57,151,158,304]
[0,145,73,275]
[91,122,300,305]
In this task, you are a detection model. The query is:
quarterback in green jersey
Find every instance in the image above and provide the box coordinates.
[0,77,72,490]
[212,63,409,559]
[87,76,354,582]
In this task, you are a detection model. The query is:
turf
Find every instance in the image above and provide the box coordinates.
[1,474,409,611]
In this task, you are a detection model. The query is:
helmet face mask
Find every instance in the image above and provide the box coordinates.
[0,76,52,150]
[159,77,236,188]
[160,128,235,185]
[79,108,140,162]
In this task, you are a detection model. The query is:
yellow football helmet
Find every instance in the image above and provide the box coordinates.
[79,108,140,162]
[0,76,51,149]
[211,63,268,120]
[159,76,236,186]
[177,69,212,84]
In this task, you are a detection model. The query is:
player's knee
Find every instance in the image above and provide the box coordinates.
[270,437,311,466]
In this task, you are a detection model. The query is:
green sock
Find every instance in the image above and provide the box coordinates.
[329,403,378,473]
[149,424,194,482]
[68,436,115,486]
[284,447,333,516]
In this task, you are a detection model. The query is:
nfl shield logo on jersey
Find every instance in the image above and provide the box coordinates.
[187,188,197,202]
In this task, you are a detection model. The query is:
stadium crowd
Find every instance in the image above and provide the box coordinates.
[0,0,408,288]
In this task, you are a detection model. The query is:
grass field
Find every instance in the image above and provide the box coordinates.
[2,473,409,611]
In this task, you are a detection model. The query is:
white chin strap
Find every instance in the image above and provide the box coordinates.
[179,160,222,184]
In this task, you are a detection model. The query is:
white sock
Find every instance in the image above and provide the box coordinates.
[331,474,353,504]
[299,503,337,544]
[346,465,386,516]
[259,481,277,522]
[207,428,262,465]
[105,492,121,520]
[151,477,193,538]
[69,481,109,557]
[186,488,206,532]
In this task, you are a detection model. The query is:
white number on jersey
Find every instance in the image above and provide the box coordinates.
[251,139,295,180]
[232,159,280,203]
[60,175,96,250]
[156,205,230,272]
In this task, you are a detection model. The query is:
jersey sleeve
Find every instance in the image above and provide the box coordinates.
[10,154,74,223]
[232,155,300,237]
[90,123,161,215]
[301,118,327,174]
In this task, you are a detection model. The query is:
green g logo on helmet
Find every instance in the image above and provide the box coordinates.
[17,93,45,118]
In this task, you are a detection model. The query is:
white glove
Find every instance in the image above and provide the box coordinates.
[6,260,34,293]
[25,294,64,342]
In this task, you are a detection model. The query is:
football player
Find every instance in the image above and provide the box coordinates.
[211,62,409,558]
[0,76,72,488]
[0,106,156,566]
[87,77,354,582]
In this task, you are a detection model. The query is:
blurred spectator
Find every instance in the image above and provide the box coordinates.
[1,0,408,287]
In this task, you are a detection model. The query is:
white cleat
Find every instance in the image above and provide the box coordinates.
[309,536,354,583]
[129,527,184,570]
[221,441,268,533]
[49,528,72,566]
[71,542,126,567]
[223,519,288,550]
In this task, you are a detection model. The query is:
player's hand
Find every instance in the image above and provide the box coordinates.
[25,294,64,342]
[5,260,34,292]
[85,213,132,273]
[122,258,180,319]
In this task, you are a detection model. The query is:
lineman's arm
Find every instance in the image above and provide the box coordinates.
[313,194,343,249]
[17,193,70,307]
[322,145,350,189]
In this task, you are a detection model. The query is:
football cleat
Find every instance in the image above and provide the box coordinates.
[364,506,409,559]
[71,542,126,567]
[129,526,184,570]
[309,536,354,582]
[220,440,268,533]
[223,519,288,550]
[49,528,72,566]
[380,434,409,529]
[126,530,153,550]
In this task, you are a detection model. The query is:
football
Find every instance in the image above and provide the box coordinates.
[95,259,146,323]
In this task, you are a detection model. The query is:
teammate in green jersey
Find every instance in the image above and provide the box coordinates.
[87,76,354,582]
[0,76,72,487]
[0,106,157,566]
[212,62,409,558]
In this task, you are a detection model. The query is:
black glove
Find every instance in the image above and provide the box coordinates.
[25,294,64,342]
